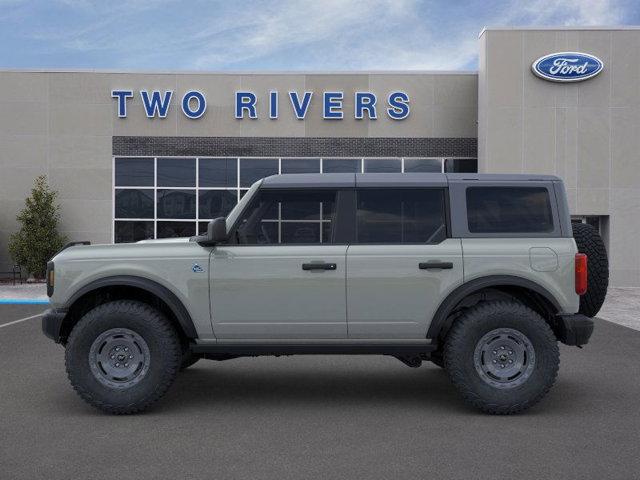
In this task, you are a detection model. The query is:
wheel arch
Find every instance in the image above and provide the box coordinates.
[427,275,561,341]
[58,275,198,343]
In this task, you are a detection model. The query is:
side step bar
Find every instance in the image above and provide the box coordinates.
[191,342,437,357]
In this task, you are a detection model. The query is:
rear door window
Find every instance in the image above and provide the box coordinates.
[356,189,447,244]
[466,187,554,233]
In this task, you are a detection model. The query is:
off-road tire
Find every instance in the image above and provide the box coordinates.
[572,222,609,317]
[430,350,444,368]
[180,350,200,370]
[65,300,181,414]
[444,301,559,415]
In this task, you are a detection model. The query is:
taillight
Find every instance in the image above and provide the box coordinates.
[575,253,587,295]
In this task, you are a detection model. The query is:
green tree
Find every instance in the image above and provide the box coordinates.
[8,175,67,279]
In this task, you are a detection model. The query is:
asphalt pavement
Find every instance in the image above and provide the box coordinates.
[1,304,639,480]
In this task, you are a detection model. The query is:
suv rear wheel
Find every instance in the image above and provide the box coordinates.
[65,300,181,414]
[444,301,559,414]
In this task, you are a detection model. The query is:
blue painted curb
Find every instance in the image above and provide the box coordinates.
[0,299,50,305]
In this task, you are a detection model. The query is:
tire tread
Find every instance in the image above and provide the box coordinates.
[65,300,181,415]
[444,301,559,415]
[572,222,609,317]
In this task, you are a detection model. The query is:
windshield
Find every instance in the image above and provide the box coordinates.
[225,181,261,232]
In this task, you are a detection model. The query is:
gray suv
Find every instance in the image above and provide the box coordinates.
[42,173,608,415]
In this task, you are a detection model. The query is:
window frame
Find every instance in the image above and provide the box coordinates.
[111,156,477,243]
[352,187,450,245]
[225,187,349,246]
[448,182,562,238]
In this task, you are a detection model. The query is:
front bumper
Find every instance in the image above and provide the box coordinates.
[41,308,68,343]
[555,314,594,347]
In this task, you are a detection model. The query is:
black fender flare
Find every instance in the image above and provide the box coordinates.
[426,275,561,340]
[65,275,198,338]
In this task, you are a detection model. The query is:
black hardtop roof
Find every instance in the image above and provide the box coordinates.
[260,172,561,188]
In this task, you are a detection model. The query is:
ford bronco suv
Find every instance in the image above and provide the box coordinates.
[42,173,608,415]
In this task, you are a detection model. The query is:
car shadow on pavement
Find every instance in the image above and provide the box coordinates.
[164,364,465,411]
[149,359,579,415]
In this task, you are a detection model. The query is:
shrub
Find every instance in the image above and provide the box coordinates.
[8,176,67,279]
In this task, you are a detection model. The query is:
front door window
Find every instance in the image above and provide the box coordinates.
[233,189,337,245]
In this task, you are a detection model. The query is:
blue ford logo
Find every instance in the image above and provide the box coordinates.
[532,52,603,82]
[192,263,204,273]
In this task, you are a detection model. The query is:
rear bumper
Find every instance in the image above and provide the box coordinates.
[555,314,594,347]
[41,308,67,343]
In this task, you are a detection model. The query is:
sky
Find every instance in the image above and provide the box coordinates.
[0,0,638,71]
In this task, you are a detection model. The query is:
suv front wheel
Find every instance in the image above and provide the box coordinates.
[444,301,559,414]
[65,300,181,414]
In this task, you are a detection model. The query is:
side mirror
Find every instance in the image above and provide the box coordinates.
[208,217,228,244]
[192,217,227,246]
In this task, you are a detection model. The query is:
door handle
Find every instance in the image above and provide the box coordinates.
[419,261,453,270]
[302,262,337,271]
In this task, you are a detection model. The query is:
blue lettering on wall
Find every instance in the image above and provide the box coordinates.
[269,91,278,119]
[323,92,344,119]
[355,92,377,120]
[387,91,410,120]
[181,90,207,119]
[111,90,133,118]
[289,91,313,119]
[113,89,412,121]
[235,91,257,119]
[140,90,173,118]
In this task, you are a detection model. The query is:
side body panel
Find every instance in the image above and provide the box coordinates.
[210,245,348,339]
[49,242,214,339]
[461,238,579,314]
[346,240,464,338]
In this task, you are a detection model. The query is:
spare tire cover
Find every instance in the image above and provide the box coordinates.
[572,222,609,317]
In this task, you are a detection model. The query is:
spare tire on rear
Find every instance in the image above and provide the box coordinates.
[572,222,609,317]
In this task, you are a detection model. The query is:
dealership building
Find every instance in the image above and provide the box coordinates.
[0,26,639,285]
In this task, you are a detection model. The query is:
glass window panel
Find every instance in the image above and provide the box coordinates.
[114,221,154,243]
[240,158,279,187]
[445,158,478,173]
[115,158,154,186]
[198,221,210,235]
[282,223,320,244]
[237,221,277,245]
[157,158,196,187]
[115,189,154,219]
[198,190,237,219]
[322,222,332,243]
[281,158,320,174]
[199,158,237,187]
[363,158,401,173]
[466,187,553,233]
[322,158,361,173]
[234,189,337,245]
[157,189,196,219]
[356,189,446,244]
[240,189,249,199]
[157,221,196,238]
[281,199,322,221]
[404,158,442,173]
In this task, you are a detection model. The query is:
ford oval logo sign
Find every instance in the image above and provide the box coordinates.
[532,52,604,82]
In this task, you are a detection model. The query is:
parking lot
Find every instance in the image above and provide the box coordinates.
[1,304,639,480]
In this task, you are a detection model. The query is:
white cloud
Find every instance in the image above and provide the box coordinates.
[187,0,628,70]
[508,0,623,26]
[191,0,418,68]
[11,0,632,70]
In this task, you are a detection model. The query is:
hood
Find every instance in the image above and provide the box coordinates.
[136,237,191,244]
